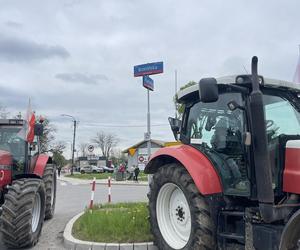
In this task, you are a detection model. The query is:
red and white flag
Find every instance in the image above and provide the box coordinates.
[293,45,300,83]
[26,100,35,143]
[17,99,35,143]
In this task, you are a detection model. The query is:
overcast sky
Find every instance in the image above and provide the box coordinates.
[0,0,299,158]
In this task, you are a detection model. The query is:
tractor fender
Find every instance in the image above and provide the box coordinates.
[145,144,223,195]
[33,154,51,177]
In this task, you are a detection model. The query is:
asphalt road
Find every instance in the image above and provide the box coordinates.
[0,179,149,250]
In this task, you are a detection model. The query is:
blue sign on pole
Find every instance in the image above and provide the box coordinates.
[134,61,163,77]
[143,75,154,91]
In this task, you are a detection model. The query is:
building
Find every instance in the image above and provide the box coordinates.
[122,139,180,171]
[76,155,107,169]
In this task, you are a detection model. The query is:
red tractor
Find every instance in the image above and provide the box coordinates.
[145,57,300,250]
[0,119,56,248]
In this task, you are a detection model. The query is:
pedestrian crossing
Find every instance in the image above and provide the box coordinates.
[58,180,80,186]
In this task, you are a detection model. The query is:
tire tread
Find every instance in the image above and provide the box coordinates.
[148,164,216,250]
[0,178,46,248]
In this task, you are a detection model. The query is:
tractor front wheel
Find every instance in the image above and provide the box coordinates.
[148,164,216,250]
[1,178,46,248]
[43,164,57,220]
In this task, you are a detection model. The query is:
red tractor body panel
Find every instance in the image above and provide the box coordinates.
[33,154,49,177]
[147,145,223,195]
[283,140,300,194]
[0,150,13,188]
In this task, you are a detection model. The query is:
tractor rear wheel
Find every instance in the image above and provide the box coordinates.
[148,164,216,250]
[1,178,46,248]
[43,164,57,220]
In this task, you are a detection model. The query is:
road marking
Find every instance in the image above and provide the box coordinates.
[60,182,67,186]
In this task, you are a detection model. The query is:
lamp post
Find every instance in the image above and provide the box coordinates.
[61,114,77,175]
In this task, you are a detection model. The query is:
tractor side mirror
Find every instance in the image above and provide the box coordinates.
[168,117,181,140]
[34,123,44,136]
[199,78,219,103]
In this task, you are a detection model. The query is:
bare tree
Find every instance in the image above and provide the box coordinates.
[79,142,89,157]
[91,131,119,158]
[39,118,57,153]
[51,141,66,154]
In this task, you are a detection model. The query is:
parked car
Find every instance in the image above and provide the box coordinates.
[80,165,104,174]
[103,166,114,173]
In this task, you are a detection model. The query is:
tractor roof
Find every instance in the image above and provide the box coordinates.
[178,75,300,102]
[0,119,25,125]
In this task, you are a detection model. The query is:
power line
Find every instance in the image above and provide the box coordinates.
[80,123,169,128]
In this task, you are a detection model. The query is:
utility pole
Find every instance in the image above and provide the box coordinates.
[71,120,77,175]
[61,114,77,176]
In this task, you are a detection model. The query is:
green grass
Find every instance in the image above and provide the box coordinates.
[65,172,149,181]
[72,202,153,243]
[65,173,112,180]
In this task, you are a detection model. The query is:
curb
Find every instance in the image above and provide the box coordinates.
[63,212,158,250]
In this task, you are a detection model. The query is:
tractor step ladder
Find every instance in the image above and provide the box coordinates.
[218,210,245,249]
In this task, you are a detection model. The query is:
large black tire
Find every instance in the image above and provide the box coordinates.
[0,178,46,249]
[43,164,57,220]
[148,164,216,250]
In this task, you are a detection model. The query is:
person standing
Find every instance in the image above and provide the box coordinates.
[119,163,125,180]
[57,166,62,177]
[134,165,140,182]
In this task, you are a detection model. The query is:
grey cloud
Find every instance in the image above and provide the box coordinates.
[63,0,83,8]
[0,84,28,110]
[55,73,108,85]
[0,37,70,63]
[5,21,22,29]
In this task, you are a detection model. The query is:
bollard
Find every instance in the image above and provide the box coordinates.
[89,177,96,209]
[108,176,111,203]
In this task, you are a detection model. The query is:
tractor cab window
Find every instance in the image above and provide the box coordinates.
[184,91,249,196]
[263,94,300,138]
[0,126,26,175]
[263,94,300,190]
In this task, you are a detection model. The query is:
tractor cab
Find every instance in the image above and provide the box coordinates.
[177,75,300,199]
[146,57,300,250]
[0,119,44,188]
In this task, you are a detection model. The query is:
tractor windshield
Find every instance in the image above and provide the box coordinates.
[263,94,300,138]
[263,92,300,191]
[0,125,26,168]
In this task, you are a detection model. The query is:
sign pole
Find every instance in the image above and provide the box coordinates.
[147,89,151,160]
[133,61,163,185]
[147,89,152,185]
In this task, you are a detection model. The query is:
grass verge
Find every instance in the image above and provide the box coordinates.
[72,202,153,243]
[65,172,149,181]
[65,173,112,180]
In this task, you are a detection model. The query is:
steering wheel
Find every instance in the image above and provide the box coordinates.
[266,120,274,129]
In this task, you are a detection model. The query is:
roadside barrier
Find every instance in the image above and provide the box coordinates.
[89,177,96,209]
[108,176,111,203]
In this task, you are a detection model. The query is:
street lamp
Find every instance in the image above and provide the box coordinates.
[61,114,77,175]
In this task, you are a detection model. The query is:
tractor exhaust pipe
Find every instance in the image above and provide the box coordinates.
[249,56,274,221]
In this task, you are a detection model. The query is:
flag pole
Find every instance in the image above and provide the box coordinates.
[293,45,300,83]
